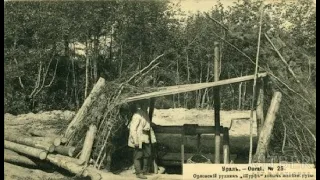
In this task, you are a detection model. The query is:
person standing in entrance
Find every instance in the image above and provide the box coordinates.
[128,101,157,179]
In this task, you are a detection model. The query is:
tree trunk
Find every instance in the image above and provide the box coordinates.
[253,92,282,163]
[5,140,47,160]
[54,145,76,157]
[93,36,99,82]
[80,125,97,164]
[64,78,106,142]
[85,38,90,99]
[5,134,55,152]
[242,81,247,109]
[238,82,242,110]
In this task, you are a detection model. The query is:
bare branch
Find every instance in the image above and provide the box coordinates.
[45,59,59,87]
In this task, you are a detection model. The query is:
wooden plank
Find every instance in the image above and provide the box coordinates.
[153,125,224,134]
[125,73,267,102]
[158,153,237,163]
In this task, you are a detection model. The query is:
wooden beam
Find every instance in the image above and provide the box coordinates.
[125,73,267,102]
[148,98,158,174]
[158,153,237,164]
[153,125,224,134]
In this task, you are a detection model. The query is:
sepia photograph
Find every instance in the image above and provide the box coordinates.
[4,0,316,179]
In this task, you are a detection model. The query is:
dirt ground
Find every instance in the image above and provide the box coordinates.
[4,108,257,179]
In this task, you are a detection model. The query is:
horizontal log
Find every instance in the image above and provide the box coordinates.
[153,125,224,134]
[5,149,38,167]
[28,129,64,146]
[5,140,47,160]
[126,73,268,102]
[5,134,55,152]
[54,145,76,157]
[5,149,53,169]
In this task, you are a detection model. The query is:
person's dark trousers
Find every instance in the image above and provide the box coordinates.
[133,143,151,174]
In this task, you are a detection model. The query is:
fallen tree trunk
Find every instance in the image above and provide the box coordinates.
[46,154,87,177]
[64,78,106,142]
[5,140,48,160]
[54,145,76,157]
[253,92,282,163]
[5,134,56,152]
[80,125,97,163]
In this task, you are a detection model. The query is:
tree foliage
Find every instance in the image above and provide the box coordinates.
[4,0,315,161]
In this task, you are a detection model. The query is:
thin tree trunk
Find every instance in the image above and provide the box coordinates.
[85,38,90,99]
[201,59,210,108]
[176,58,180,107]
[242,81,247,109]
[238,82,242,110]
[93,36,99,82]
[119,44,123,77]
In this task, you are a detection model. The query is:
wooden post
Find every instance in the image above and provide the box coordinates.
[181,132,185,173]
[148,98,158,174]
[214,41,221,164]
[223,127,230,164]
[197,134,201,153]
[4,140,48,160]
[80,125,97,164]
[253,92,282,163]
[256,79,265,137]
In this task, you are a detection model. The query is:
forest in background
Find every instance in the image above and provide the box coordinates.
[4,0,316,162]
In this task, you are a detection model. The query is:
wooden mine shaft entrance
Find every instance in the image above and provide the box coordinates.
[130,42,268,173]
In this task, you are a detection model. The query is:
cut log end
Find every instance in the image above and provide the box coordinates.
[48,145,55,153]
[39,151,48,160]
[61,137,68,144]
[54,138,61,146]
[69,147,76,157]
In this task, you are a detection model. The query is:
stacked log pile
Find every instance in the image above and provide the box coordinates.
[5,55,166,179]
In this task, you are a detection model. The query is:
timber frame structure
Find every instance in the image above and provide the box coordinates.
[122,42,269,172]
[125,71,268,173]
